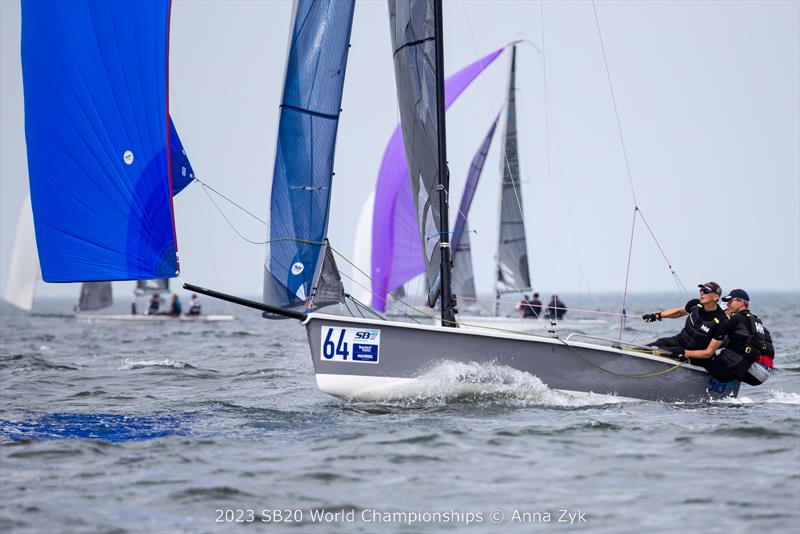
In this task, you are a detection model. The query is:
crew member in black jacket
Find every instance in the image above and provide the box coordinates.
[641,282,729,362]
[706,289,774,385]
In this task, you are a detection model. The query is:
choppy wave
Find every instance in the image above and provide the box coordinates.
[0,354,77,371]
[765,390,800,404]
[343,361,629,409]
[713,390,800,405]
[120,358,197,370]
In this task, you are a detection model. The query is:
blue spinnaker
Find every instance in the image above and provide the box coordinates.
[170,116,195,196]
[263,0,355,308]
[21,0,177,282]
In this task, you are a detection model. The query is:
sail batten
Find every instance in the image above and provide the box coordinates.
[262,0,355,312]
[495,46,531,298]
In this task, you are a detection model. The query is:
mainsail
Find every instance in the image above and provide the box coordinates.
[387,0,442,305]
[371,48,504,311]
[21,0,178,283]
[3,195,40,311]
[451,115,500,304]
[495,45,531,298]
[262,0,354,312]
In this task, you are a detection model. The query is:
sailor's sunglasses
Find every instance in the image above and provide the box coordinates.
[700,287,714,295]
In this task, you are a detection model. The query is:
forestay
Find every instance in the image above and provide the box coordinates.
[451,115,500,303]
[495,46,531,295]
[21,0,180,282]
[262,0,354,312]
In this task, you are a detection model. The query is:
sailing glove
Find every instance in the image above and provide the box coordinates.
[642,312,662,322]
[667,348,687,362]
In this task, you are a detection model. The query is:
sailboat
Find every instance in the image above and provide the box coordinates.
[15,0,736,401]
[450,46,606,334]
[182,0,739,402]
[3,193,112,315]
[17,0,231,323]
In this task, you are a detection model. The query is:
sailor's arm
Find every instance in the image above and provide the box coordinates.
[685,338,724,360]
[642,306,689,322]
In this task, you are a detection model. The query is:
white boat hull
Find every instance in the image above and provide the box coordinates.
[75,314,234,322]
[304,313,739,402]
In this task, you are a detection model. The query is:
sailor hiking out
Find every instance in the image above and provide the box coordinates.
[642,282,730,363]
[707,289,774,385]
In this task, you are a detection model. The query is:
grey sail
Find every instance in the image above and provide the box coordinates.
[452,114,500,304]
[388,0,443,300]
[311,244,345,310]
[495,45,531,296]
[135,279,170,295]
[78,282,112,312]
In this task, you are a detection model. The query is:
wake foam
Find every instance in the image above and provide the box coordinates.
[120,358,196,370]
[764,390,800,404]
[712,389,800,405]
[344,361,627,409]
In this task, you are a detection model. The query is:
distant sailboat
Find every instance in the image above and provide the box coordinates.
[186,0,737,402]
[3,195,39,312]
[351,50,503,316]
[451,47,606,333]
[450,114,500,313]
[3,195,111,314]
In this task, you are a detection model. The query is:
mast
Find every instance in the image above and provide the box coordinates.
[433,0,456,327]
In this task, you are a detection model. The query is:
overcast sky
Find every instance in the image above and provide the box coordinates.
[1,0,798,305]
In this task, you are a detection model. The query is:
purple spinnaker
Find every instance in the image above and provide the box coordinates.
[371,48,504,310]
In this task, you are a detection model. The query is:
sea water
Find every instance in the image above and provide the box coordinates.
[1,292,798,533]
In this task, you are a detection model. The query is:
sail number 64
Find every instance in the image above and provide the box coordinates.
[323,328,349,359]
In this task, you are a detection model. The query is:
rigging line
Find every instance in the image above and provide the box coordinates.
[627,320,652,346]
[636,208,688,295]
[540,0,558,300]
[200,181,267,245]
[192,186,234,315]
[592,1,686,299]
[447,315,682,378]
[328,245,431,323]
[619,207,638,340]
[459,1,528,233]
[591,0,638,207]
[553,336,683,378]
[194,176,268,227]
[346,294,386,321]
[342,297,359,319]
[457,295,631,319]
[546,105,597,308]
